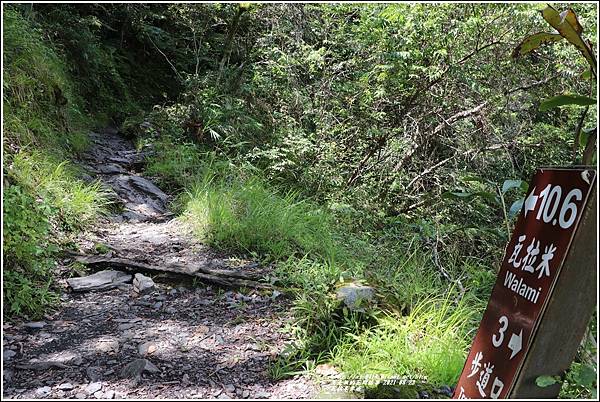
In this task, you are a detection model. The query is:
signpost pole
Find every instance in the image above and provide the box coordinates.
[509,188,597,398]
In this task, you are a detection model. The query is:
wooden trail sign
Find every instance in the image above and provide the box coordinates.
[453,167,597,399]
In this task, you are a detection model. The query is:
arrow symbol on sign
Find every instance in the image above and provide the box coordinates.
[508,330,523,359]
[523,187,538,218]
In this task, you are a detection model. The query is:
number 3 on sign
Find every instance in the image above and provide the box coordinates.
[492,316,508,347]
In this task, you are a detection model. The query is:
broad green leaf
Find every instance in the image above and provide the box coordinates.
[576,365,597,388]
[541,5,596,73]
[512,32,563,58]
[502,179,528,194]
[560,9,583,35]
[509,199,524,218]
[539,94,596,112]
[536,375,559,388]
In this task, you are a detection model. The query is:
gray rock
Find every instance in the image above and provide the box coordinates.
[15,351,82,370]
[138,341,157,356]
[225,384,235,393]
[24,321,46,329]
[94,390,104,398]
[120,359,160,379]
[3,349,17,361]
[96,338,119,353]
[436,385,453,397]
[112,175,168,217]
[57,383,74,390]
[133,273,155,294]
[71,355,84,366]
[86,366,102,382]
[35,386,51,396]
[96,164,125,175]
[85,382,102,394]
[75,393,87,399]
[67,270,132,292]
[144,360,160,373]
[103,390,115,399]
[335,282,376,312]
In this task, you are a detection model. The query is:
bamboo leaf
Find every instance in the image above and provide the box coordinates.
[560,9,583,35]
[539,94,596,112]
[541,5,596,73]
[512,32,563,58]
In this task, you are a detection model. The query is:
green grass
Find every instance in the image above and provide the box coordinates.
[331,293,479,386]
[8,150,110,230]
[2,270,59,320]
[3,184,58,318]
[181,171,339,262]
[144,136,206,191]
[3,8,92,153]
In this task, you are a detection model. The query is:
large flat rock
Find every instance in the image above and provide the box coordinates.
[67,270,132,292]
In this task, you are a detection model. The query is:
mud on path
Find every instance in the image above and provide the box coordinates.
[2,128,318,399]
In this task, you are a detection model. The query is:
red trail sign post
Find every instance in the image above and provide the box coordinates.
[453,167,597,399]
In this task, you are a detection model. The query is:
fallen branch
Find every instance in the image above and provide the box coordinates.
[67,253,272,290]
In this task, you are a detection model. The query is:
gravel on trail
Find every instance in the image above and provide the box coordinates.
[2,128,319,399]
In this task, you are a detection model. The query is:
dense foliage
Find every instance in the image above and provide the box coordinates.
[2,2,597,397]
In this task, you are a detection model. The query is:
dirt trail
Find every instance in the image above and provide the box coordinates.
[2,128,317,399]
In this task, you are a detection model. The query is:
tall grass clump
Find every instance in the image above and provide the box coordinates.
[181,171,339,262]
[7,150,109,230]
[332,293,478,386]
[143,136,205,191]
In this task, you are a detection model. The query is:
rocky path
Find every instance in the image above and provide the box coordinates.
[2,128,317,399]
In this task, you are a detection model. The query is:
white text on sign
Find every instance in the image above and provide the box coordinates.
[523,184,582,229]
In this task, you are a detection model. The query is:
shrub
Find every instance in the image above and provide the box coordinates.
[2,185,59,318]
